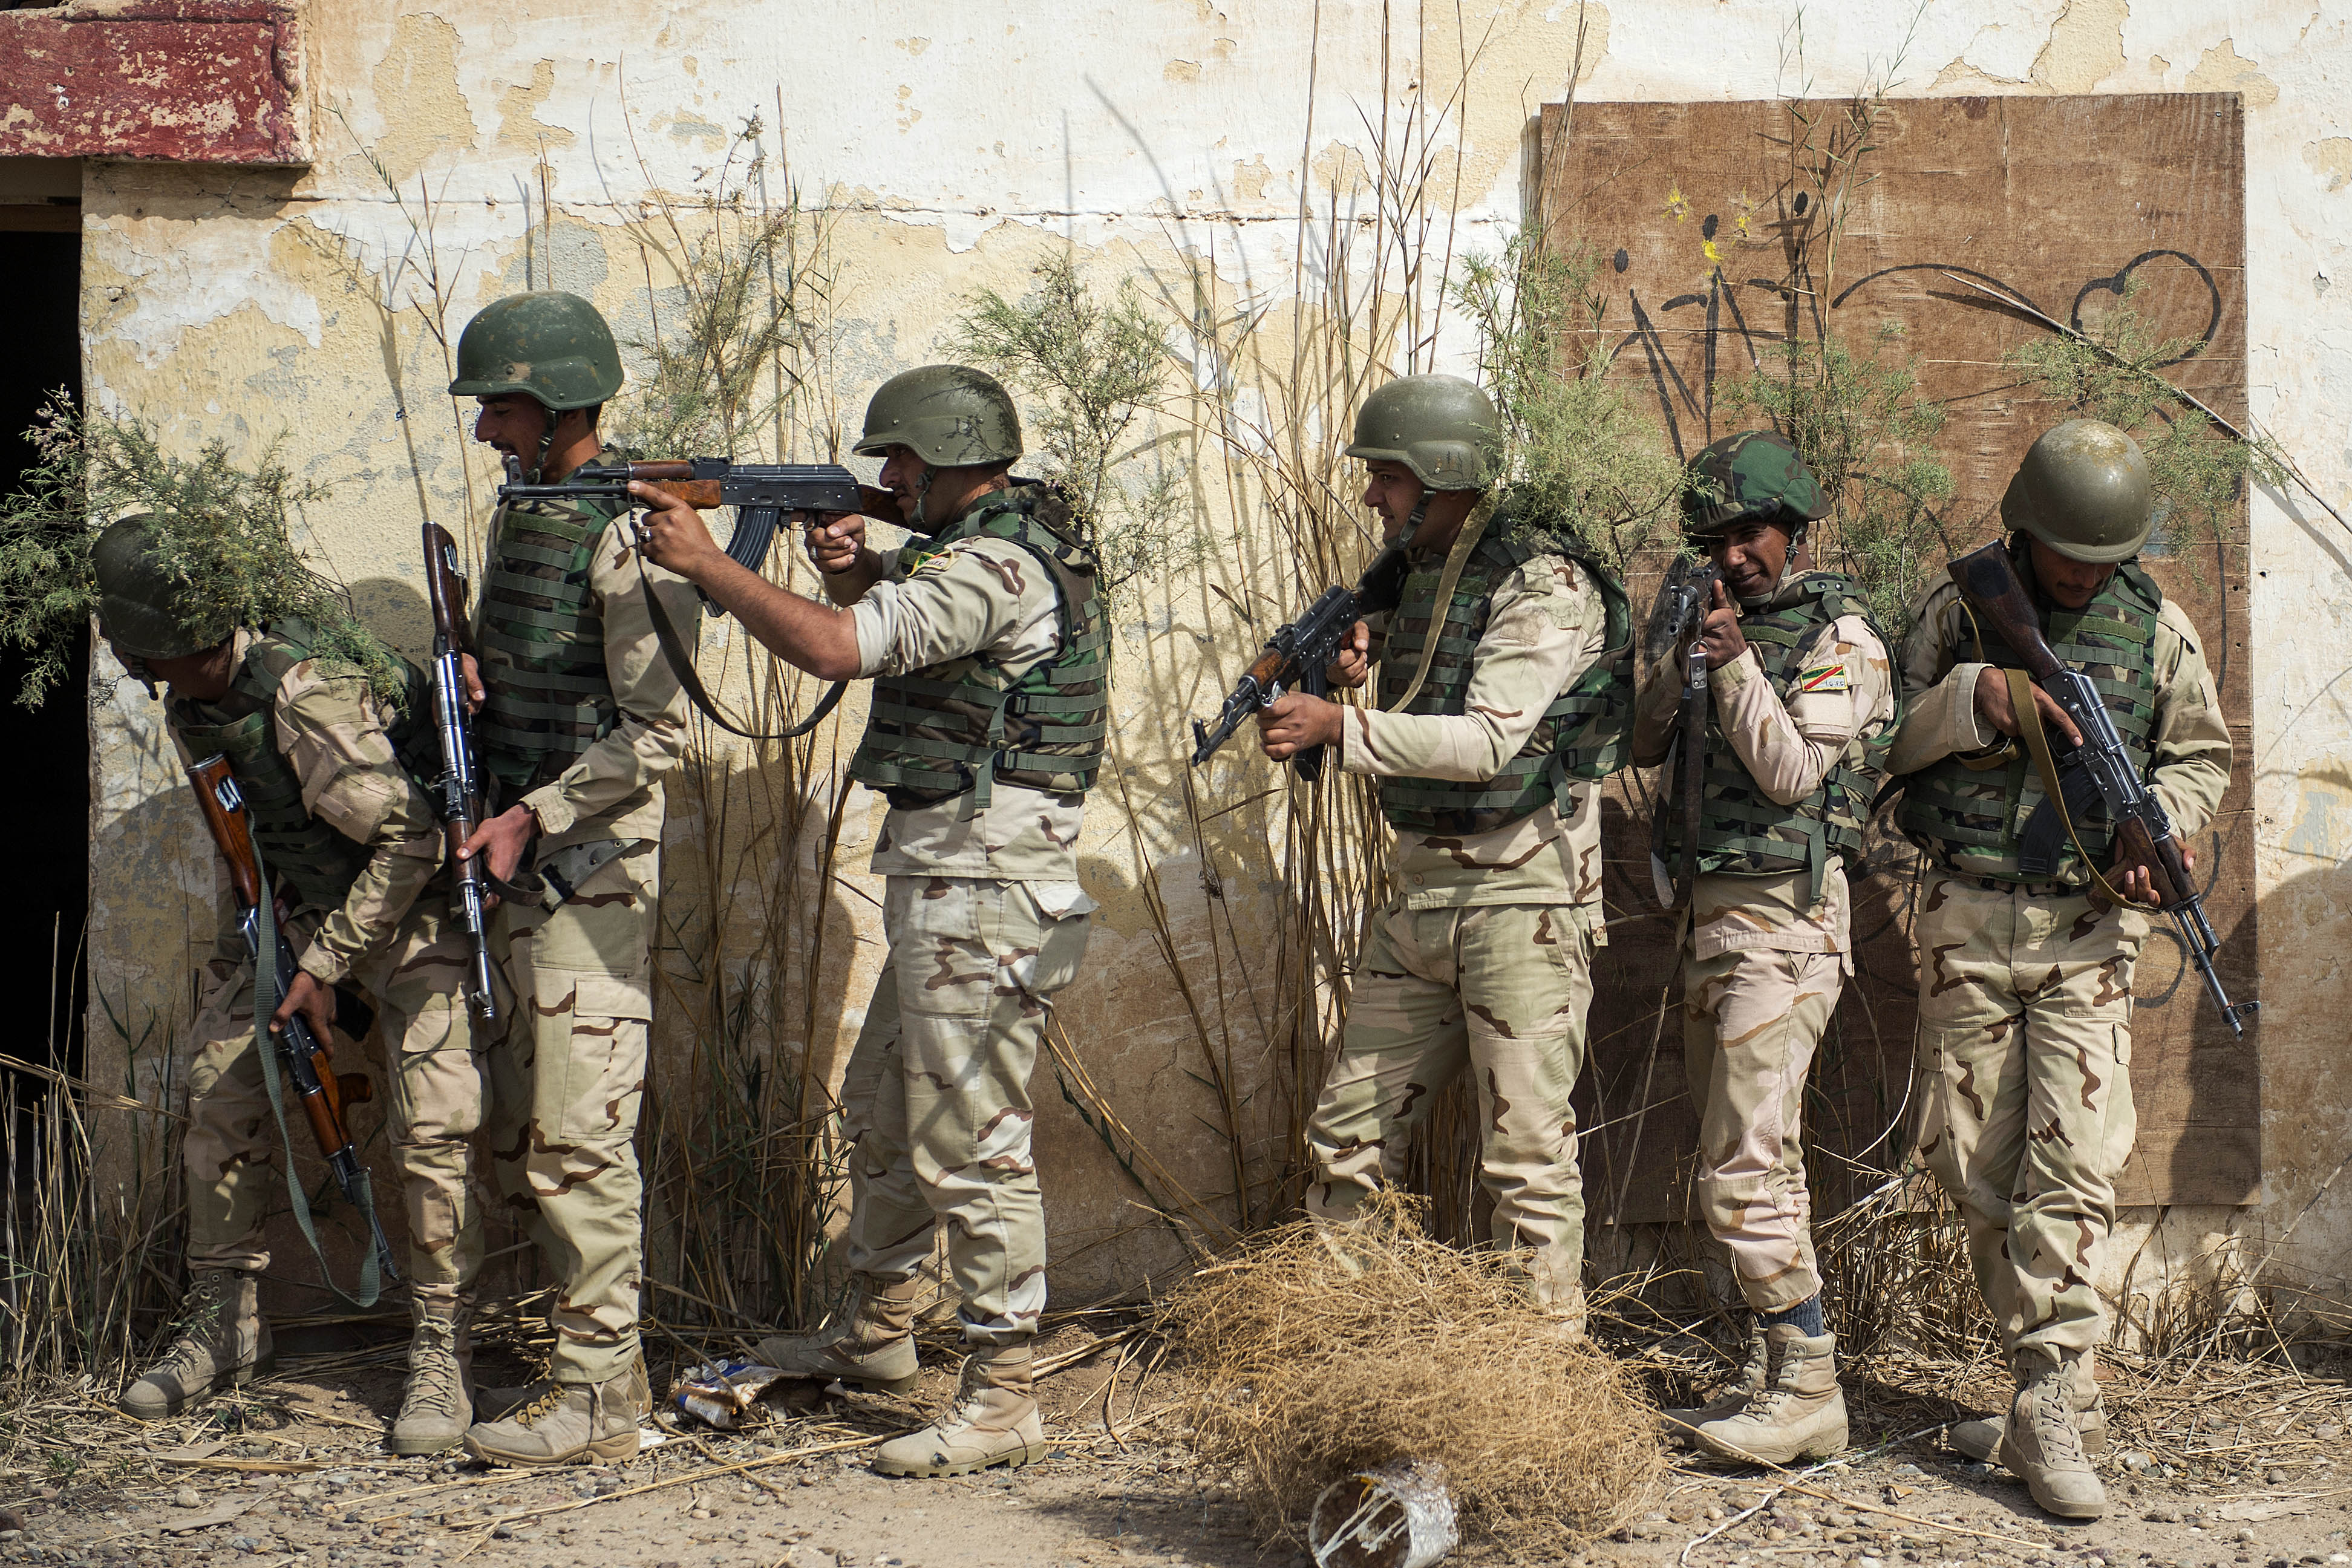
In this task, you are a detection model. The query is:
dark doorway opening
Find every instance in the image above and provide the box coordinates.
[0,229,87,1085]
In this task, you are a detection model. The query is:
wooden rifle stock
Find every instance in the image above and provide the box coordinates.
[1947,541,2065,682]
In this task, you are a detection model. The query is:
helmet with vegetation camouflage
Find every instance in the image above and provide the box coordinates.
[1681,429,1831,537]
[93,514,223,661]
[1344,374,1498,492]
[852,365,1024,467]
[2001,418,2152,565]
[448,292,624,411]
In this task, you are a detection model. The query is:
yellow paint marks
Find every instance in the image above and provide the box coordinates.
[1663,183,1691,223]
[897,84,922,134]
[495,60,575,152]
[1164,59,1202,83]
[2030,0,2126,94]
[367,13,480,183]
[893,36,932,56]
[1310,141,1368,199]
[2186,38,2281,108]
[2305,137,2352,192]
[1230,154,1273,203]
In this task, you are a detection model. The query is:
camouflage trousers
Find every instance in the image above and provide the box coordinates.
[183,904,466,1279]
[1306,900,1597,1310]
[1681,929,1844,1313]
[1912,876,2143,1358]
[839,876,1095,1345]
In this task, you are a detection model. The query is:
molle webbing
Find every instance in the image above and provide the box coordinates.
[169,620,430,916]
[1374,520,1632,837]
[477,497,621,792]
[1896,557,2162,886]
[1654,573,1892,900]
[846,485,1109,809]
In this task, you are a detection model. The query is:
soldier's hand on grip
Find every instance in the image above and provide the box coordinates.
[1326,620,1372,688]
[2106,837,2194,908]
[272,969,336,1041]
[1256,692,1344,761]
[1972,665,2084,748]
[1697,579,1748,670]
[629,481,727,580]
[804,511,867,575]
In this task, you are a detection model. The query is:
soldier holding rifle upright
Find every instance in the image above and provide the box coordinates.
[1889,419,2233,1521]
[1250,374,1630,1330]
[93,518,477,1454]
[633,365,1105,1478]
[1633,432,1898,1466]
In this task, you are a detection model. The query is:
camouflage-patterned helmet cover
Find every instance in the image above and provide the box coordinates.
[1681,429,1831,535]
[448,292,625,411]
[93,514,223,661]
[2001,418,2152,565]
[852,365,1024,466]
[1344,374,1499,491]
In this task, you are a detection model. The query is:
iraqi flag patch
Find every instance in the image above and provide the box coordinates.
[1795,662,1851,694]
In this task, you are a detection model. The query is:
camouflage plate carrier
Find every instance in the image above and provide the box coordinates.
[1376,503,1635,837]
[1655,571,1894,901]
[847,483,1109,810]
[477,494,626,794]
[169,618,434,915]
[1897,550,2163,886]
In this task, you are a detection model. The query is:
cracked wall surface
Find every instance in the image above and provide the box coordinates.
[58,0,2352,1321]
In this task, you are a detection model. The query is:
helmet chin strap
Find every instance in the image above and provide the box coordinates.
[910,463,939,534]
[528,404,558,484]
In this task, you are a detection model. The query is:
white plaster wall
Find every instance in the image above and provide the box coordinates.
[76,0,2352,1316]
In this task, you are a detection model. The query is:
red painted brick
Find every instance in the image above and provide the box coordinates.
[0,2,302,165]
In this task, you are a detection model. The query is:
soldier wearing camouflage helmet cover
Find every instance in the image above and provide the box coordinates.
[633,362,1104,1478]
[92,518,487,1454]
[1632,431,1898,1466]
[440,290,699,1467]
[1888,419,2231,1521]
[1253,373,1634,1330]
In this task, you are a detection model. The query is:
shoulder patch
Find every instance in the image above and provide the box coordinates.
[1794,662,1851,694]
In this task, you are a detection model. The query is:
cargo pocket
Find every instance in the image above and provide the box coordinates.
[553,972,652,1142]
[1010,881,1096,1000]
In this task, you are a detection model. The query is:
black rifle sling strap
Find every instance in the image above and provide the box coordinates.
[249,840,384,1310]
[635,541,848,742]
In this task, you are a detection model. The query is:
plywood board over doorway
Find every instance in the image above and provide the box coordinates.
[1534,94,2257,1223]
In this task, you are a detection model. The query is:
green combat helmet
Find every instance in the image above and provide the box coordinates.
[852,365,1024,468]
[1681,429,1831,537]
[447,291,625,413]
[2001,418,2152,564]
[1344,374,1499,491]
[93,514,219,661]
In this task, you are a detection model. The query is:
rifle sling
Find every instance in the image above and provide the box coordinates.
[636,540,848,742]
[2004,667,2138,910]
[1380,494,1497,715]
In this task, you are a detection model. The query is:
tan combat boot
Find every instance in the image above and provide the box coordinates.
[1661,1324,1769,1445]
[389,1292,473,1455]
[756,1273,921,1396]
[2000,1353,2106,1520]
[120,1269,273,1419]
[872,1340,1048,1478]
[1692,1325,1849,1465]
[462,1353,648,1468]
[1950,1352,2106,1464]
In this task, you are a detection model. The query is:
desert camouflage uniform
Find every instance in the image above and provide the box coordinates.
[1630,594,1896,1312]
[1308,544,1612,1310]
[172,630,448,1276]
[835,506,1097,1344]
[1890,577,2229,1356]
[419,485,695,1385]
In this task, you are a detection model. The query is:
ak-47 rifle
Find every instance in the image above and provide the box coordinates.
[495,457,887,742]
[1947,540,2258,1038]
[185,754,402,1289]
[421,521,497,1021]
[1188,529,1417,783]
[1648,556,1721,912]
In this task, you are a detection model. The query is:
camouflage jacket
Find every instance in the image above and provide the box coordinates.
[171,628,444,987]
[1887,575,2231,882]
[1339,548,1612,912]
[1631,585,1896,957]
[848,503,1089,883]
[474,474,699,854]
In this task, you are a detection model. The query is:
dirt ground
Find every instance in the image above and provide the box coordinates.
[5,1318,2351,1568]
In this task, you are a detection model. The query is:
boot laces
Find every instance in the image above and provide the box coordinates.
[151,1275,233,1378]
[2029,1371,2086,1464]
[404,1317,463,1419]
[507,1381,566,1429]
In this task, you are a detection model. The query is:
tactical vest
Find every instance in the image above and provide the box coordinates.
[1897,554,2163,886]
[477,493,624,794]
[846,483,1109,809]
[1653,572,1893,901]
[1375,514,1635,837]
[170,620,435,916]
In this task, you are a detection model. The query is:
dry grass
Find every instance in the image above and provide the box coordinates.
[1159,1194,1664,1554]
